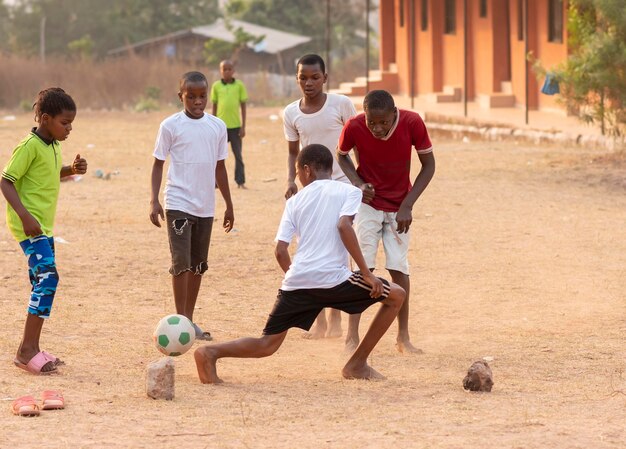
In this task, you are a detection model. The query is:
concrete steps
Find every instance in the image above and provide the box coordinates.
[427,86,462,103]
[330,69,399,97]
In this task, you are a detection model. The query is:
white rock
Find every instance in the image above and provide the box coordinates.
[146,357,175,400]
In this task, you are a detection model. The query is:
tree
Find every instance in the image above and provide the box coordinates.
[4,0,220,58]
[203,20,265,66]
[551,0,626,136]
[224,0,375,77]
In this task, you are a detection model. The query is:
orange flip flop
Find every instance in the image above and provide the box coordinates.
[11,396,40,417]
[41,390,65,410]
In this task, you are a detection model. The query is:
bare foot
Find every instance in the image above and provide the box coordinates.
[302,323,327,340]
[194,347,223,384]
[396,339,424,354]
[343,336,359,355]
[342,362,386,380]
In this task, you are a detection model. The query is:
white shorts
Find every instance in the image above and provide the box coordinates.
[355,202,410,275]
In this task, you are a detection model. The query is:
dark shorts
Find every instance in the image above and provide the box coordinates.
[262,273,391,335]
[165,210,214,276]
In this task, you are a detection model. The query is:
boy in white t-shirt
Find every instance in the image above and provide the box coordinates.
[282,53,357,339]
[194,144,405,384]
[150,71,234,341]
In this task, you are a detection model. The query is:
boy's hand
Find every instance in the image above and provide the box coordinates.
[285,181,298,199]
[396,204,413,233]
[239,126,245,138]
[71,154,88,175]
[149,201,164,227]
[223,208,234,233]
[20,212,43,237]
[363,271,384,298]
[359,183,375,203]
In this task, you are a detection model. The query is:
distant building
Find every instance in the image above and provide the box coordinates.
[340,0,569,114]
[107,19,312,74]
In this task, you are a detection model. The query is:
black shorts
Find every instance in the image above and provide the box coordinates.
[262,273,390,335]
[165,210,214,276]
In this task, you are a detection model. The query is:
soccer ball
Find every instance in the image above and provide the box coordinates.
[153,314,196,356]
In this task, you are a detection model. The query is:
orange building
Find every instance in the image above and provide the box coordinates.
[348,0,569,114]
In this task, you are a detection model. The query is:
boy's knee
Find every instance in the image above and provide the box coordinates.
[38,267,59,288]
[258,335,283,357]
[386,284,405,310]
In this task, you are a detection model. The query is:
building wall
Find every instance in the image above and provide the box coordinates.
[441,0,464,90]
[394,0,411,95]
[379,0,569,112]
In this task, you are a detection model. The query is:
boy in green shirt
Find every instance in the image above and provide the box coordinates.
[1,87,87,375]
[211,60,248,188]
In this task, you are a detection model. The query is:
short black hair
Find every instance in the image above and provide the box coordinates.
[297,144,333,173]
[33,87,76,121]
[296,54,326,74]
[363,90,395,112]
[179,71,208,92]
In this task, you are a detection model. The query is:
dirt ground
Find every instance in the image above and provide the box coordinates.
[0,108,624,449]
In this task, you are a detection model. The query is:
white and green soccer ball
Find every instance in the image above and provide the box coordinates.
[153,314,195,356]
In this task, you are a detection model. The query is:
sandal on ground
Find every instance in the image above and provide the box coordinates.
[41,390,65,410]
[193,323,213,341]
[11,396,40,417]
[14,351,58,375]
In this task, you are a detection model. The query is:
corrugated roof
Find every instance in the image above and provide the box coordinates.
[192,19,311,54]
[108,19,311,56]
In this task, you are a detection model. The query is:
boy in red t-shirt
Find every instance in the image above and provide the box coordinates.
[337,90,435,354]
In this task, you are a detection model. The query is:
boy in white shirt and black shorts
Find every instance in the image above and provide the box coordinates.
[282,53,358,339]
[194,144,405,384]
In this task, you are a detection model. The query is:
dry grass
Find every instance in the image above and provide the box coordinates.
[0,55,297,110]
[0,109,624,448]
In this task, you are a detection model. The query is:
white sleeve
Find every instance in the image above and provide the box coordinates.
[283,105,300,142]
[153,121,172,161]
[275,200,296,243]
[340,96,358,124]
[339,186,362,217]
[217,123,228,161]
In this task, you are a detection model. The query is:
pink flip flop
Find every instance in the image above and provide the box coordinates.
[41,390,65,410]
[11,395,40,417]
[14,351,58,375]
[42,351,65,366]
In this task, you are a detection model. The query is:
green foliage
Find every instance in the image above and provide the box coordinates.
[67,35,94,59]
[134,85,161,112]
[203,20,264,65]
[552,0,626,136]
[134,97,159,113]
[225,0,373,65]
[3,0,220,58]
[144,86,161,100]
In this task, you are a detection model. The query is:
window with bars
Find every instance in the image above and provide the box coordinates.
[548,0,564,43]
[444,0,456,34]
[517,0,524,41]
[421,0,428,31]
[479,0,488,18]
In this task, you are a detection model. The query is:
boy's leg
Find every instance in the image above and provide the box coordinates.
[303,311,328,339]
[389,270,422,354]
[326,308,342,338]
[16,236,59,372]
[345,313,361,354]
[347,203,383,352]
[228,128,245,186]
[195,331,287,384]
[342,283,405,379]
[171,271,202,321]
